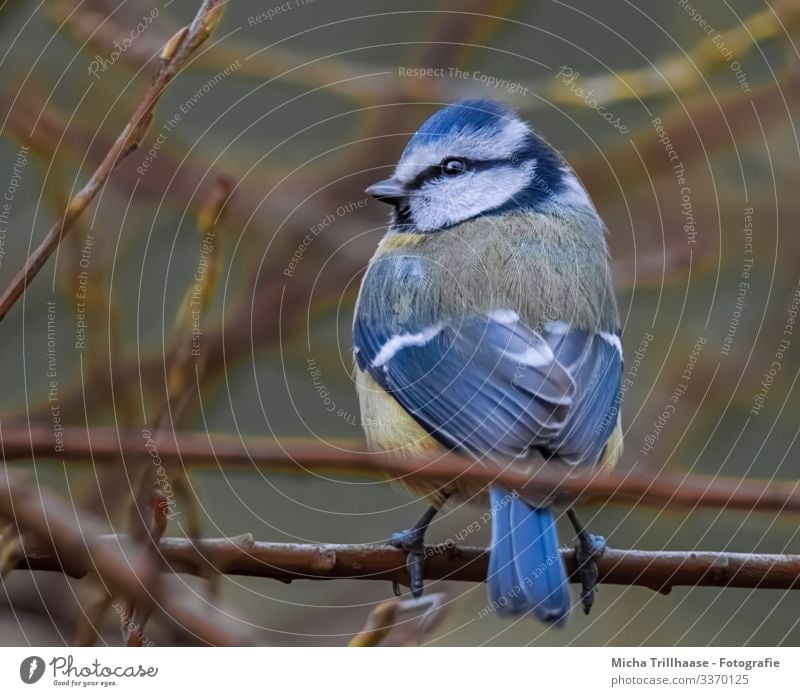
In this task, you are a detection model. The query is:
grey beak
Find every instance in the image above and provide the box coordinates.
[365,178,406,205]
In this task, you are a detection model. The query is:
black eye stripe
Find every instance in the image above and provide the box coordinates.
[406,157,516,189]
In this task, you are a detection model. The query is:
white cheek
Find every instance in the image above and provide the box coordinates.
[410,165,532,231]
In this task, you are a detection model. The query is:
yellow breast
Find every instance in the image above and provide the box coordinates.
[355,370,442,458]
[599,419,624,473]
[355,369,454,504]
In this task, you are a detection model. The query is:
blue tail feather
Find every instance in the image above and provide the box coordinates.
[488,487,570,624]
[488,489,532,615]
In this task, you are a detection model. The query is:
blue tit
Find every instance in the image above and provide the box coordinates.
[353,99,622,624]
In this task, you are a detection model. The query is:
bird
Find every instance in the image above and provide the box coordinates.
[352,98,622,624]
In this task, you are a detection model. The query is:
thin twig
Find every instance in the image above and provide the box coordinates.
[5,425,800,514]
[0,0,225,321]
[9,534,800,594]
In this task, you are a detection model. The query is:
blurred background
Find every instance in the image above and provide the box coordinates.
[0,0,799,646]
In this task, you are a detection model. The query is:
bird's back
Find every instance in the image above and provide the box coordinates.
[354,207,622,498]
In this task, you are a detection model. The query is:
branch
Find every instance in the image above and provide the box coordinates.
[0,470,247,645]
[4,426,800,514]
[10,534,800,595]
[0,0,225,322]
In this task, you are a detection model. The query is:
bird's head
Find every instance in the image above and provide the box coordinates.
[366,99,593,233]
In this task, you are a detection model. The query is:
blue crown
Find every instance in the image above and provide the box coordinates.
[405,98,519,150]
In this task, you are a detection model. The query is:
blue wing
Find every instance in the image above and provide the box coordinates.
[354,311,622,465]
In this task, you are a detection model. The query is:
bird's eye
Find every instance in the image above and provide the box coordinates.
[441,157,467,175]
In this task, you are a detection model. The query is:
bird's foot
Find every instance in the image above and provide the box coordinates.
[573,532,606,615]
[390,527,428,599]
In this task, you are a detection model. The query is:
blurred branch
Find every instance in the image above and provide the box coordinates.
[162,175,233,420]
[49,1,800,109]
[0,525,25,577]
[545,0,800,106]
[10,533,800,594]
[415,0,521,68]
[577,60,800,200]
[349,592,449,646]
[49,1,533,107]
[0,470,247,645]
[348,597,401,647]
[5,426,800,514]
[0,0,225,321]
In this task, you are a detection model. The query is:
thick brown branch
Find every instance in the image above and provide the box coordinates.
[11,534,800,595]
[4,425,800,514]
[0,0,224,321]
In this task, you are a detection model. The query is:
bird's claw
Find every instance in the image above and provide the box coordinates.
[390,528,427,599]
[574,533,606,615]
